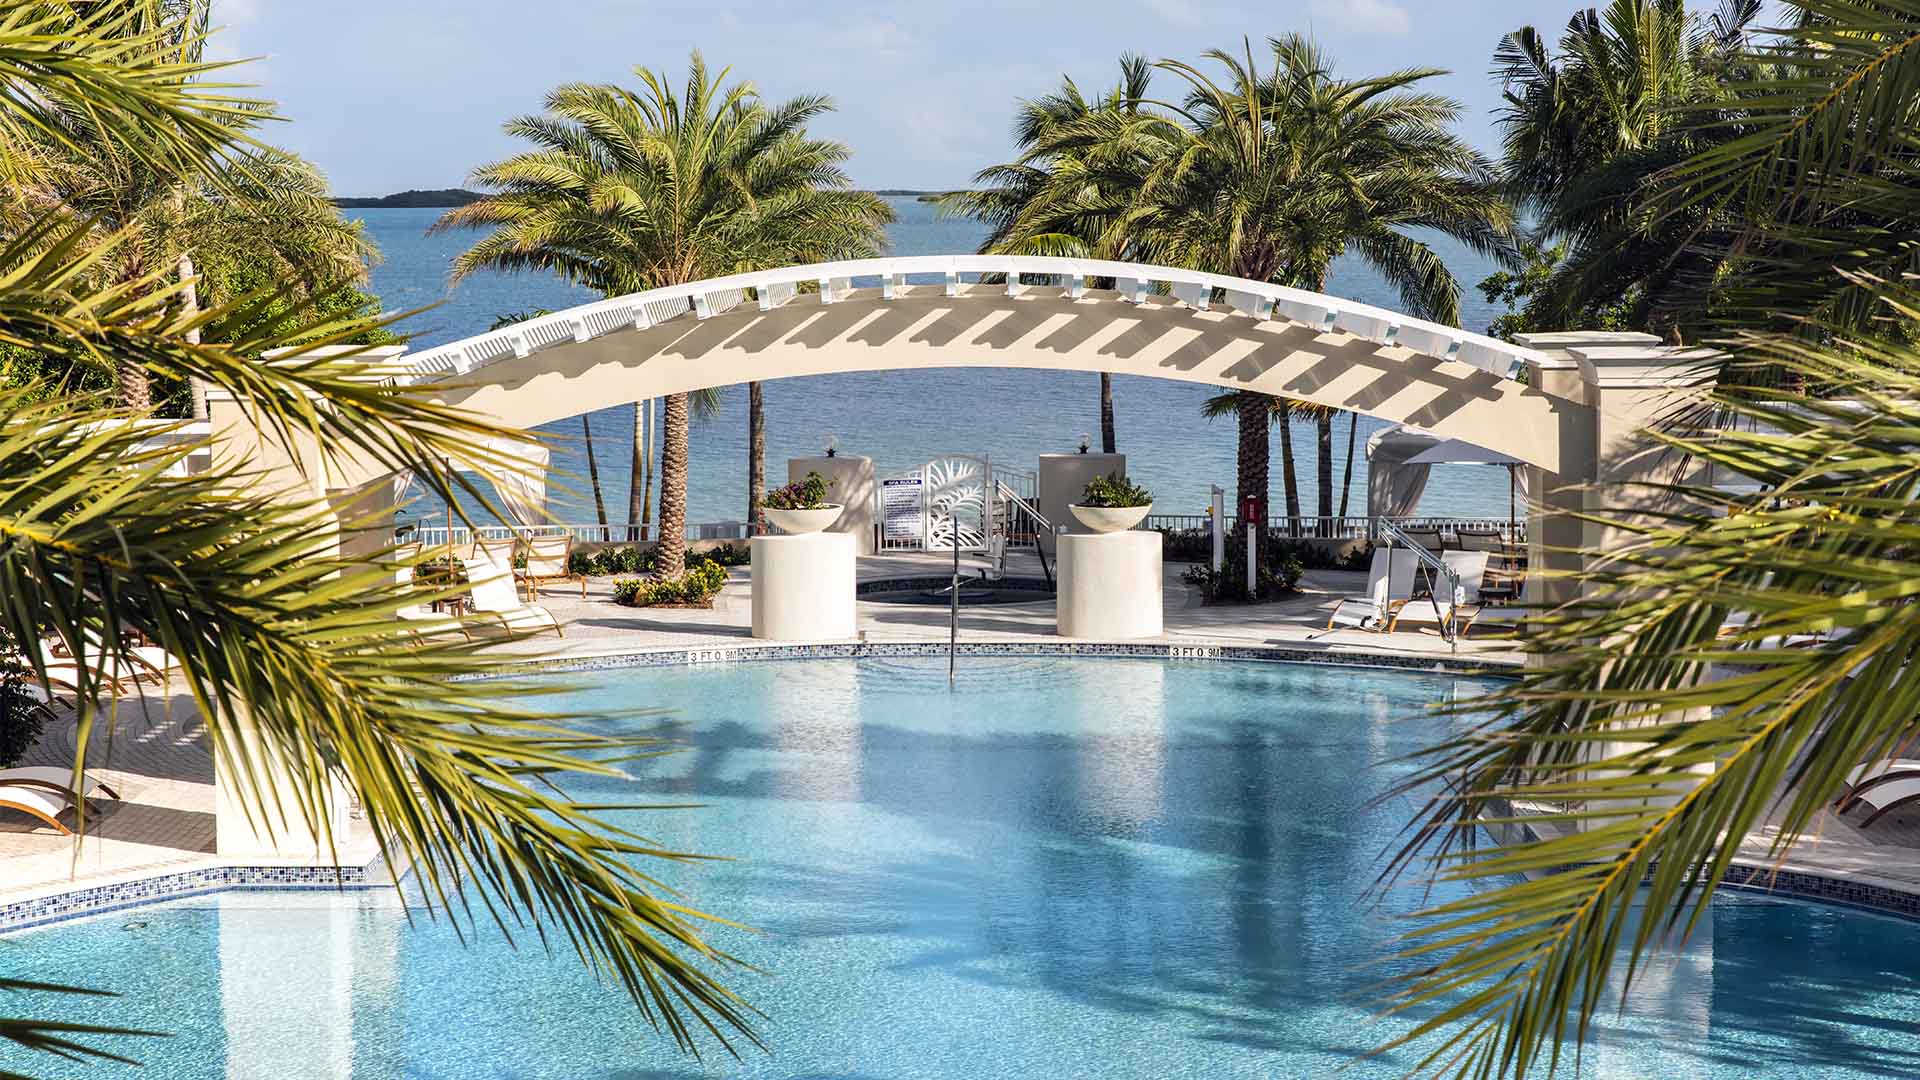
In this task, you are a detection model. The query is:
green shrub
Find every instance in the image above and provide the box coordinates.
[0,632,45,768]
[1180,531,1305,603]
[573,542,751,577]
[1159,526,1212,562]
[761,471,834,510]
[1078,471,1152,508]
[612,561,730,607]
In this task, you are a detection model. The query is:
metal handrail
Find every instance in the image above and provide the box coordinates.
[997,483,1055,590]
[1379,518,1463,645]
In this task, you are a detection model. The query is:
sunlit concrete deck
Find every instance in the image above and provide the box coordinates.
[8,553,1920,918]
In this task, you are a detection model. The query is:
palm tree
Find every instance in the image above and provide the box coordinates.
[1384,4,1920,1075]
[991,38,1515,530]
[943,56,1156,456]
[0,2,757,1066]
[0,2,374,414]
[437,56,891,575]
[1490,0,1759,335]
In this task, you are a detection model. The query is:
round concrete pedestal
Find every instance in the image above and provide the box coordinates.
[1057,530,1162,638]
[751,532,856,640]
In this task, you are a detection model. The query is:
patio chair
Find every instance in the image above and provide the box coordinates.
[1837,774,1920,827]
[0,767,120,802]
[1454,528,1508,553]
[397,604,468,643]
[1326,549,1423,632]
[460,557,563,639]
[1389,551,1490,633]
[0,783,76,834]
[1832,757,1920,810]
[1399,526,1446,553]
[518,535,585,600]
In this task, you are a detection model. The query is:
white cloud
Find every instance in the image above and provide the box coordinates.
[1308,0,1411,37]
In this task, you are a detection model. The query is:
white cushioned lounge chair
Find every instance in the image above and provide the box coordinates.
[0,767,119,802]
[461,557,563,639]
[1389,550,1491,634]
[0,783,77,834]
[1838,774,1920,827]
[518,535,586,600]
[1327,549,1422,632]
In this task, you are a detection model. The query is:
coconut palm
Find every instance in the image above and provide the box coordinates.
[1384,4,1920,1075]
[1490,0,1760,335]
[0,1,374,414]
[943,56,1158,455]
[995,38,1514,528]
[437,56,891,575]
[0,5,761,1066]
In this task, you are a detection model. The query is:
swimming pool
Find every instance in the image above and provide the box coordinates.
[4,657,1918,1078]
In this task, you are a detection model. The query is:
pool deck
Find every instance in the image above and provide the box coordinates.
[7,551,1920,923]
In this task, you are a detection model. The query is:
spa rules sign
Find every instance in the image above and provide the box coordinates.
[881,474,924,544]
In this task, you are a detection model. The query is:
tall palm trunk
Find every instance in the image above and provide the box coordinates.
[1315,412,1334,520]
[1099,373,1116,453]
[582,415,609,529]
[747,381,766,533]
[179,249,207,420]
[1234,392,1269,528]
[1337,410,1358,519]
[1276,409,1302,533]
[656,392,691,576]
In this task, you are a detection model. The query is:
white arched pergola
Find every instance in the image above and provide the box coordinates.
[400,255,1592,475]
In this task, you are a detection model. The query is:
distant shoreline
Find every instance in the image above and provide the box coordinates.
[337,187,946,208]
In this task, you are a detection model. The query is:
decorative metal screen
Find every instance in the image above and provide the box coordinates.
[874,455,994,552]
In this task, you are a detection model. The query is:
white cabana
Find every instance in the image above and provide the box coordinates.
[1367,425,1528,531]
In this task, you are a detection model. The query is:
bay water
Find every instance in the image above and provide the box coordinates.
[358,198,1517,528]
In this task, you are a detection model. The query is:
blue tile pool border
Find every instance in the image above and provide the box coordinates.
[452,638,1523,681]
[1,862,395,932]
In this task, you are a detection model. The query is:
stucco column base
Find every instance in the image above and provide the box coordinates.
[751,532,857,640]
[215,711,353,863]
[1057,531,1163,639]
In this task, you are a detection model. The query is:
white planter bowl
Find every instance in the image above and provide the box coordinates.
[763,504,844,535]
[1068,503,1152,533]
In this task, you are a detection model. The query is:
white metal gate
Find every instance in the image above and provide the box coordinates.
[876,454,994,552]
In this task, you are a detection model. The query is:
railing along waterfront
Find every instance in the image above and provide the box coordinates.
[1142,514,1525,543]
[401,521,754,547]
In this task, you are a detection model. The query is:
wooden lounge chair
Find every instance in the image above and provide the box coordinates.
[0,783,76,834]
[1838,775,1920,827]
[0,767,120,802]
[461,557,564,639]
[518,535,585,600]
[1833,758,1920,811]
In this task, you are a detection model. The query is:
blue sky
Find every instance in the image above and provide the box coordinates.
[216,1,1597,196]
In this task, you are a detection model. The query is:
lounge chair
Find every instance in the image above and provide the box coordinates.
[1399,526,1446,553]
[1832,757,1920,810]
[461,557,563,638]
[1837,775,1920,827]
[0,783,76,834]
[397,604,468,643]
[1326,549,1423,632]
[518,535,585,600]
[1389,551,1490,633]
[1455,528,1508,553]
[0,767,119,801]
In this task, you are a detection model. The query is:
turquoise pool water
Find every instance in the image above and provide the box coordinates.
[5,657,1919,1078]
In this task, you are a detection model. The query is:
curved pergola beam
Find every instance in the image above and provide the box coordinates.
[409,256,1589,473]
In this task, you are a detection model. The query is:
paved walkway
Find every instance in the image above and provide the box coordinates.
[6,550,1917,914]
